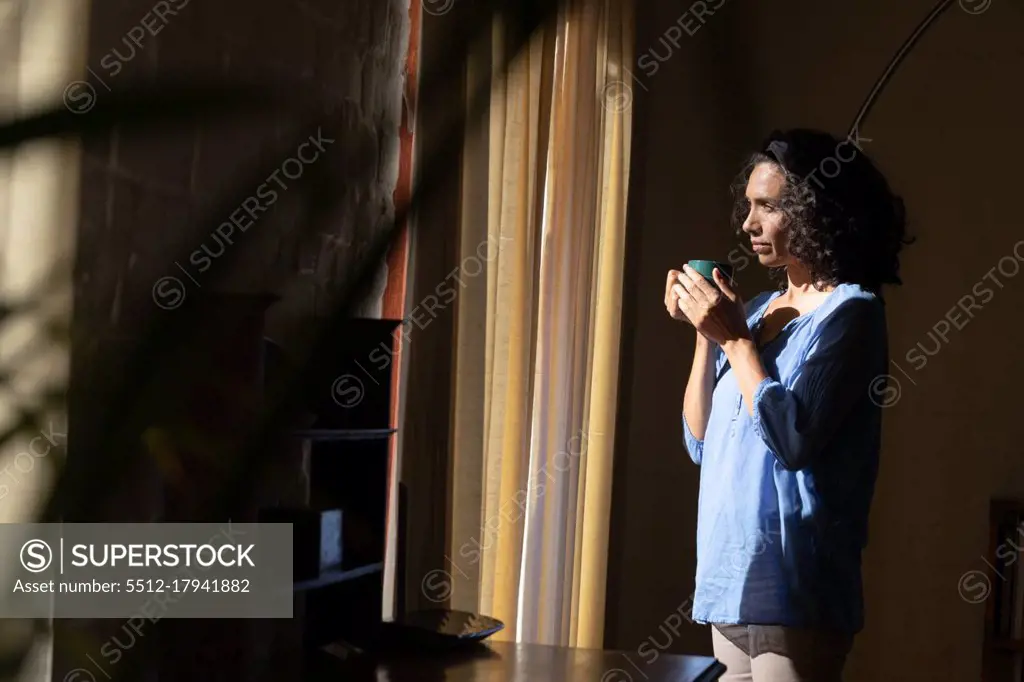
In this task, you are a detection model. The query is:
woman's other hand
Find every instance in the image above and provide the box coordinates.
[665,269,692,323]
[675,265,750,345]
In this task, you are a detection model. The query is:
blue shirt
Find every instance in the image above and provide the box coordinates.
[683,283,887,634]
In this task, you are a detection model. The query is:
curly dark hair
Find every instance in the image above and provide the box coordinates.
[730,128,913,294]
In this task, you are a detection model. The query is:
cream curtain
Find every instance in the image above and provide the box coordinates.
[450,0,632,649]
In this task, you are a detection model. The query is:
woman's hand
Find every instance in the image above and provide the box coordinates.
[664,269,692,323]
[674,265,750,345]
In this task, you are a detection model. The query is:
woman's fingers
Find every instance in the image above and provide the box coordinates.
[665,269,683,308]
[677,266,709,303]
[675,287,694,321]
[670,284,689,317]
[681,265,720,304]
[712,268,737,302]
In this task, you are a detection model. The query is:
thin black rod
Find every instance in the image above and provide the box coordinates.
[848,0,956,138]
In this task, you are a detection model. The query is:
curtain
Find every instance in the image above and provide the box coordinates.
[449,0,632,648]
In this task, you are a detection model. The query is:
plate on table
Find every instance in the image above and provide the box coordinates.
[376,609,504,653]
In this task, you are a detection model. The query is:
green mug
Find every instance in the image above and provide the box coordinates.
[686,259,735,289]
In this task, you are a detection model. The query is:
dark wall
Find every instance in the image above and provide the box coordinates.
[608,1,1024,680]
[57,0,410,679]
[74,0,409,335]
[68,0,410,523]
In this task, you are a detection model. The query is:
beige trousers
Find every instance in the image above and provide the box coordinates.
[711,625,853,682]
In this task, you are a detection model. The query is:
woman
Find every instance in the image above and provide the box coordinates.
[663,129,910,681]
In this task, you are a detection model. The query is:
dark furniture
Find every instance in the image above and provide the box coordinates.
[311,640,726,682]
[259,318,402,652]
[982,498,1024,682]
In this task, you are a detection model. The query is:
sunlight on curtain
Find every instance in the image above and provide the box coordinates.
[450,0,632,649]
[448,14,552,620]
[518,0,632,647]
[479,17,553,638]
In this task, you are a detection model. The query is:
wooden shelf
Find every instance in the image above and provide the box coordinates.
[291,428,397,442]
[294,562,384,592]
[288,319,401,650]
[983,499,1024,681]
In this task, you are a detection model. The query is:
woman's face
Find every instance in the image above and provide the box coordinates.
[741,162,791,267]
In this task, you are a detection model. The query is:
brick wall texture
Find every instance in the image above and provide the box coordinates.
[76,0,410,335]
[55,1,411,680]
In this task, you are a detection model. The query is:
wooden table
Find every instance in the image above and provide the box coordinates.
[315,640,726,681]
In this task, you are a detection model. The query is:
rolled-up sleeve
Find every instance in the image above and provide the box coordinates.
[682,413,704,465]
[750,298,885,471]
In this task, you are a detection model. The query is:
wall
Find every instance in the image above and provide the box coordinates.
[55,0,410,679]
[0,3,89,681]
[74,0,409,337]
[608,1,1024,680]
